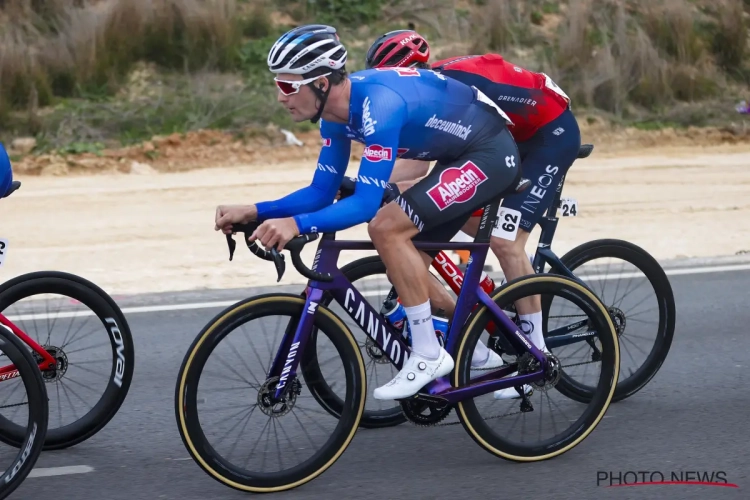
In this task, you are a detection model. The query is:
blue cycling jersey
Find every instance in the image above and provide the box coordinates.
[255,67,510,234]
[0,143,12,199]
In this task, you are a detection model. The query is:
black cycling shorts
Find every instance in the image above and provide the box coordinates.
[501,109,581,231]
[395,124,521,246]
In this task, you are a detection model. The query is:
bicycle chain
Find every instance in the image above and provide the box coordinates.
[0,402,29,410]
[405,353,597,428]
[406,404,525,428]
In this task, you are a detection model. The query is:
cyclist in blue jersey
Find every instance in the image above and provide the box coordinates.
[214,25,521,401]
[0,144,14,199]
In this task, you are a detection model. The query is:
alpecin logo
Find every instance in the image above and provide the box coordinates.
[363,144,393,162]
[427,161,488,211]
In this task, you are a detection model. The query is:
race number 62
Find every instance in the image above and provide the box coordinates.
[492,207,522,241]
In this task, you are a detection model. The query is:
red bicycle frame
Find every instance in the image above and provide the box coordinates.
[0,313,57,381]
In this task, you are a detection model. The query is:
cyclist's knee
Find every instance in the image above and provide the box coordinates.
[490,229,529,257]
[460,216,480,237]
[395,179,419,193]
[368,204,412,242]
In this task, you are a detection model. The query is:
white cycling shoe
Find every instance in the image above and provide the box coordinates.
[470,350,505,379]
[373,347,454,400]
[493,378,533,400]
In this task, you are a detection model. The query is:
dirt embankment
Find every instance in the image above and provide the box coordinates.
[3,121,750,296]
[10,119,750,178]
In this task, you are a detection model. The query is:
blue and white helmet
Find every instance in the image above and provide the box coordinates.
[267,25,347,76]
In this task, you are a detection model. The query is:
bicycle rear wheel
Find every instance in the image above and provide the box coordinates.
[454,274,619,461]
[0,324,48,500]
[543,239,675,402]
[0,271,135,450]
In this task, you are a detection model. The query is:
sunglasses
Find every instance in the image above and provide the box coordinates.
[274,73,331,96]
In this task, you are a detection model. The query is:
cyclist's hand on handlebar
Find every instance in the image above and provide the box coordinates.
[248,217,300,252]
[215,204,257,234]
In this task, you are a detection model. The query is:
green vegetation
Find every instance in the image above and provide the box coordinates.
[1,0,749,154]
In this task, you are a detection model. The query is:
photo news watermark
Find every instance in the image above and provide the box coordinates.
[597,470,739,488]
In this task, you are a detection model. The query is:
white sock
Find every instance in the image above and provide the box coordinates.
[404,301,441,360]
[471,339,491,366]
[519,312,545,351]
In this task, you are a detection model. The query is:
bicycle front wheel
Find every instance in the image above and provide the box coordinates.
[0,271,135,450]
[175,293,366,493]
[0,324,48,500]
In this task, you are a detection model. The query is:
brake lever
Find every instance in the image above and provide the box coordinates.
[269,248,286,283]
[226,233,237,261]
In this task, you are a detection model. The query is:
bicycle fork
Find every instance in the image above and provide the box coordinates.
[268,288,325,401]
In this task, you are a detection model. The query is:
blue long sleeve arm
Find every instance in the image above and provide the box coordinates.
[254,131,351,221]
[293,85,406,234]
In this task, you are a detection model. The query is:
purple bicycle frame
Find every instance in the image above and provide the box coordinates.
[269,237,549,403]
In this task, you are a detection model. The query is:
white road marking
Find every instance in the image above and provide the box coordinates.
[571,262,750,282]
[4,263,749,322]
[27,465,94,478]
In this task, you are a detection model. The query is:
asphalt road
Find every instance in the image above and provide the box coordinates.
[7,262,750,500]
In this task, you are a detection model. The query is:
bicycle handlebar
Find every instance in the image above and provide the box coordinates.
[224,222,333,283]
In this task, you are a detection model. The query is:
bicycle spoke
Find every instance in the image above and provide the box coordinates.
[214,405,257,449]
[620,335,650,359]
[65,341,112,355]
[58,376,100,400]
[59,383,81,421]
[243,417,272,469]
[68,361,110,379]
[627,305,659,319]
[225,406,258,459]
[211,353,260,388]
[60,315,97,350]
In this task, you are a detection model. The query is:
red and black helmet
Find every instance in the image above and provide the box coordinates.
[365,30,430,69]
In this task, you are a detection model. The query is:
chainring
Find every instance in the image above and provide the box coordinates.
[400,398,453,427]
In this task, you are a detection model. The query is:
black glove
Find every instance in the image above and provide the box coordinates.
[338,176,401,207]
[338,176,357,200]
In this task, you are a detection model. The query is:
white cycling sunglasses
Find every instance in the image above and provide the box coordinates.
[274,73,332,96]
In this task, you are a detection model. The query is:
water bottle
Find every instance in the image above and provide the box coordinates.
[479,271,496,294]
[382,299,411,345]
[432,310,449,348]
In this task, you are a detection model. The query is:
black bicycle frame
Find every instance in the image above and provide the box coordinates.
[521,173,603,351]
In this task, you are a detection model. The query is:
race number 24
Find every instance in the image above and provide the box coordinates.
[560,198,578,217]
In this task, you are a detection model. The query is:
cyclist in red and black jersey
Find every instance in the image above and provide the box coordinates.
[359,30,582,398]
